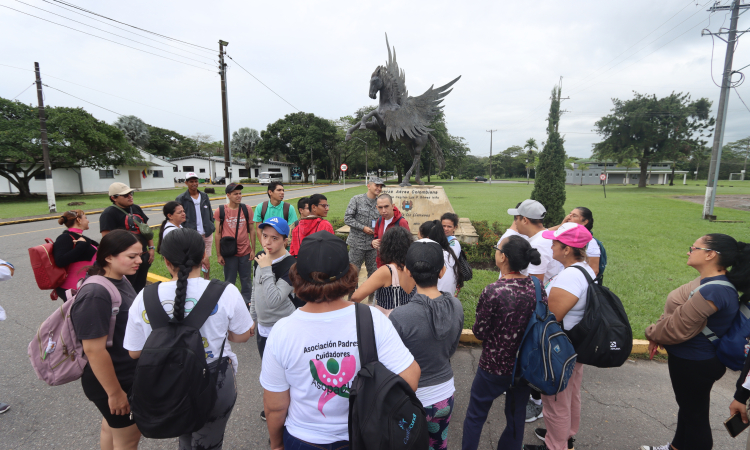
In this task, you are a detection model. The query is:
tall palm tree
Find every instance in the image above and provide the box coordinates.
[524,138,538,184]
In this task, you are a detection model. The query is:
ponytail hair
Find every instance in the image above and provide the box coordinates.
[159,227,205,321]
[58,210,84,228]
[420,219,462,286]
[501,235,542,272]
[157,201,181,254]
[87,229,140,276]
[704,233,750,302]
[574,206,594,231]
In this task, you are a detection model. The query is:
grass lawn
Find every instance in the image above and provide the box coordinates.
[149,180,750,337]
[0,185,270,219]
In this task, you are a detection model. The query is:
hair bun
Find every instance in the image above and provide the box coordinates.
[526,247,542,266]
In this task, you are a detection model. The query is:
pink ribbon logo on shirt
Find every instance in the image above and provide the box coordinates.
[309,356,356,417]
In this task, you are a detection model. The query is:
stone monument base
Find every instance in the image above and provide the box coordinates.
[336,185,478,244]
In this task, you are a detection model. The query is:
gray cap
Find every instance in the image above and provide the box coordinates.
[368,176,385,186]
[507,199,546,220]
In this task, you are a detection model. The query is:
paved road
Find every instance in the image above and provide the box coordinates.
[0,182,746,449]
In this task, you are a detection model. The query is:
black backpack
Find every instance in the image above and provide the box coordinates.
[348,303,429,450]
[129,279,230,439]
[565,265,632,368]
[252,251,305,309]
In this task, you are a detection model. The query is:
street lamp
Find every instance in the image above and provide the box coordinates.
[352,137,368,184]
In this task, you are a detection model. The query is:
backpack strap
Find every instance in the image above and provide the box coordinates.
[80,275,123,347]
[261,201,269,223]
[688,281,739,342]
[511,275,544,390]
[283,202,290,222]
[219,205,225,234]
[241,204,251,233]
[354,302,378,366]
[143,282,170,329]
[569,264,595,285]
[183,279,230,329]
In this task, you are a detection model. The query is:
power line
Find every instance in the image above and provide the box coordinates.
[39,0,216,59]
[43,83,126,116]
[225,53,300,111]
[733,87,750,113]
[0,5,215,72]
[11,82,34,100]
[49,0,215,53]
[13,0,216,65]
[1,63,219,126]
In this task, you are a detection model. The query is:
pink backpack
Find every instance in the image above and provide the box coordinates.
[28,275,122,386]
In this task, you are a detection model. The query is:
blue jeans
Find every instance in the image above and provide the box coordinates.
[283,428,349,450]
[461,367,531,450]
[223,253,252,304]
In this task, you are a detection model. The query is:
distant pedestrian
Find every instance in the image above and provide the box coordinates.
[390,239,464,450]
[214,183,255,304]
[524,223,593,450]
[419,220,461,296]
[644,234,750,450]
[176,172,215,279]
[351,226,416,309]
[254,181,298,233]
[54,210,98,301]
[156,201,185,253]
[0,258,13,415]
[70,230,143,450]
[371,193,410,267]
[345,177,384,281]
[99,182,154,293]
[289,193,334,256]
[462,235,543,450]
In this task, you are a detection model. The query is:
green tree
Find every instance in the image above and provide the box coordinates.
[145,125,196,158]
[577,162,589,186]
[231,127,260,176]
[0,98,139,197]
[593,92,714,188]
[257,112,340,182]
[113,115,150,148]
[531,86,567,227]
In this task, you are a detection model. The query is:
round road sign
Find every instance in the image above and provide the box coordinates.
[599,174,606,181]
[340,164,348,172]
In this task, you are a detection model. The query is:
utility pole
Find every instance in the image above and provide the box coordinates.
[34,62,56,213]
[702,1,748,219]
[218,40,231,183]
[486,129,497,184]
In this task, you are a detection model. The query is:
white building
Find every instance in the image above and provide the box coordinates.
[566,160,689,185]
[0,149,176,194]
[169,154,294,183]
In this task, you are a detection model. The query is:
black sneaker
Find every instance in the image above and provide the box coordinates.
[260,410,266,421]
[533,429,575,449]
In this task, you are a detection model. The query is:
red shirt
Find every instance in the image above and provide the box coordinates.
[213,204,253,257]
[289,217,334,256]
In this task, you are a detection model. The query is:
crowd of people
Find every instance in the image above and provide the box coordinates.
[4,173,749,450]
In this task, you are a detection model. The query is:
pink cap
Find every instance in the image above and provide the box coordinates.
[541,223,592,248]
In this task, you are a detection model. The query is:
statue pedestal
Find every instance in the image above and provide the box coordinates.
[336,185,478,244]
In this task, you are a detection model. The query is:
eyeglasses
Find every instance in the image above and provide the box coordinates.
[492,245,503,253]
[689,246,720,254]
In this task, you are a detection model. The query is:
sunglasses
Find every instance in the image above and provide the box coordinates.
[689,246,720,254]
[114,192,134,198]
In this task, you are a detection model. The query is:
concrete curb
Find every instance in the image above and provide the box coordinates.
[0,185,333,226]
[459,329,667,357]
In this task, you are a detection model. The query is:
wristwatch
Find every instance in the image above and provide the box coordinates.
[148,246,155,250]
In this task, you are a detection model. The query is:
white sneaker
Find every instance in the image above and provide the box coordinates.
[640,444,671,450]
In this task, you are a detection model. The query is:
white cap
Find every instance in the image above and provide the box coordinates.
[185,172,199,180]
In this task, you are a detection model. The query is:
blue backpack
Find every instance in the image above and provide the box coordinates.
[694,281,749,371]
[511,276,578,396]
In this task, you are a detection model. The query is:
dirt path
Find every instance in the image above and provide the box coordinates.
[674,194,750,211]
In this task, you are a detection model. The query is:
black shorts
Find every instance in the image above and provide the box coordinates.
[81,365,136,429]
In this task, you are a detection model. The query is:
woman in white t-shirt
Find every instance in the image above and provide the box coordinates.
[260,231,420,449]
[156,201,186,254]
[420,220,460,295]
[124,227,253,449]
[550,206,601,278]
[524,223,593,450]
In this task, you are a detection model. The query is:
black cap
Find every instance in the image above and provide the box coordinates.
[405,239,445,274]
[225,183,243,194]
[296,231,350,283]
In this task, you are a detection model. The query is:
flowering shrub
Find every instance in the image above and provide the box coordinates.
[463,220,507,264]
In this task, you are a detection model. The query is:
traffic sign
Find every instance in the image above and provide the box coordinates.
[340,164,348,172]
[599,174,606,181]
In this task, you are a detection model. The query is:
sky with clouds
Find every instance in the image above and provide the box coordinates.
[2,0,749,159]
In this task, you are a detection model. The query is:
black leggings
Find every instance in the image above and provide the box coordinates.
[668,353,726,450]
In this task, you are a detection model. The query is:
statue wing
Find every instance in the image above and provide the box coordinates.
[384,33,408,107]
[383,75,461,141]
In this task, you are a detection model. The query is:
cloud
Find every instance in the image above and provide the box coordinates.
[1,0,747,159]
